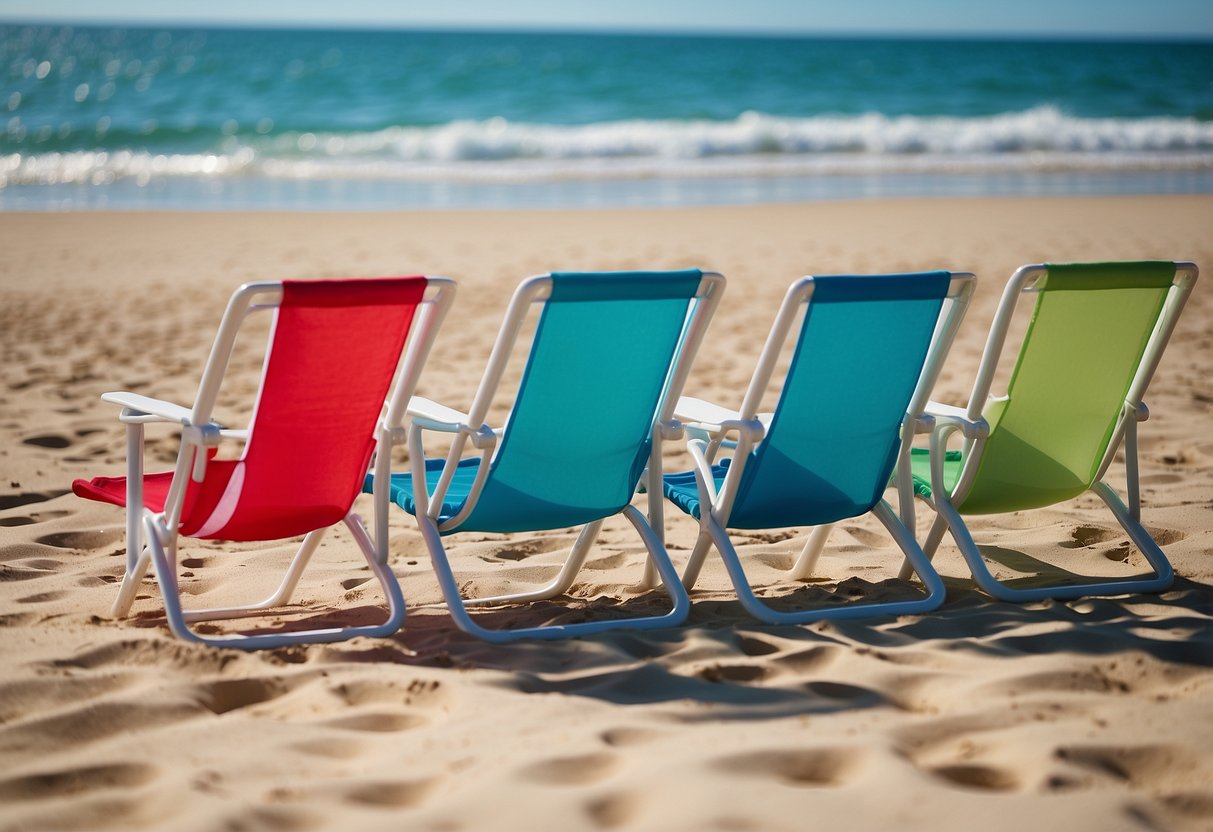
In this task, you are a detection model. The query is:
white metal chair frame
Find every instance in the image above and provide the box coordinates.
[389,271,725,643]
[105,278,455,650]
[898,261,1199,601]
[660,272,975,624]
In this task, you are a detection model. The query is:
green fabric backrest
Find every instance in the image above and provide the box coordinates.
[727,272,950,529]
[456,270,702,533]
[960,261,1174,514]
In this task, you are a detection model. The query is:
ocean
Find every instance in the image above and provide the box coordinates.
[2,24,1212,209]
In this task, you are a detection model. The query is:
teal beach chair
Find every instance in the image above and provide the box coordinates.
[901,261,1199,601]
[661,272,974,624]
[366,270,724,642]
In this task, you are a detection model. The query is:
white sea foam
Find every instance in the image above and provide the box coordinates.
[3,107,1212,187]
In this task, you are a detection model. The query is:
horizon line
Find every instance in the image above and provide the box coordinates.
[2,17,1212,44]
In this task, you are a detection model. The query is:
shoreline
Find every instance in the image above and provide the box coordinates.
[4,168,1213,212]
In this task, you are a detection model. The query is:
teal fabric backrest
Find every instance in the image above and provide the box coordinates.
[728,273,950,529]
[457,271,702,533]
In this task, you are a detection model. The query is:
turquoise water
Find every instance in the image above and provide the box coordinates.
[3,25,1212,208]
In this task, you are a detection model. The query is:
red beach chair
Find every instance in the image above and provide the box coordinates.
[73,276,455,649]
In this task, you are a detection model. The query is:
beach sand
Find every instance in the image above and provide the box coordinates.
[1,195,1211,832]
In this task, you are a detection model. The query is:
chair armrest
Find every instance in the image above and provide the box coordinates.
[674,396,765,442]
[407,396,471,431]
[924,400,988,439]
[101,391,195,425]
[407,396,496,449]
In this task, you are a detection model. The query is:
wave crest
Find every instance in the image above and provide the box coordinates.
[3,107,1213,187]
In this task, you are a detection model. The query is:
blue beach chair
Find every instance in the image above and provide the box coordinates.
[661,272,974,624]
[365,270,725,642]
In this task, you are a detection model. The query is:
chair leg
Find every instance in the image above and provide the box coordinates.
[707,501,945,624]
[936,486,1173,602]
[143,514,406,650]
[416,508,689,643]
[111,547,151,618]
[679,530,715,590]
[898,510,947,581]
[789,524,835,580]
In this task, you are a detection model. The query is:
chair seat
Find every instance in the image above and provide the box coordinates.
[365,457,479,524]
[73,471,175,512]
[909,447,964,500]
[662,458,732,521]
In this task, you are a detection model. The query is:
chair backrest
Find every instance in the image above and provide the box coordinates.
[179,278,429,540]
[456,270,716,533]
[958,261,1187,514]
[725,272,964,529]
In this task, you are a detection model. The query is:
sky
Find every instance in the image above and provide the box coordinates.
[0,0,1211,40]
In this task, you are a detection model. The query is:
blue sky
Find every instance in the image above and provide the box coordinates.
[1,0,1211,39]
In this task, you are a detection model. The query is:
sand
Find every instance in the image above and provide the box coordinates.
[1,195,1211,832]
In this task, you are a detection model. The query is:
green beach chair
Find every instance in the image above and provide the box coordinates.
[660,271,975,624]
[901,261,1199,601]
[365,270,724,642]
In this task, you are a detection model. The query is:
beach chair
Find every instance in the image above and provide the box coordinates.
[660,271,974,624]
[72,276,455,649]
[900,261,1199,601]
[365,270,724,642]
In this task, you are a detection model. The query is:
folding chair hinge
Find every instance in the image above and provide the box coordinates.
[385,425,409,446]
[726,418,765,443]
[656,419,684,441]
[1131,401,1149,422]
[467,424,497,450]
[182,422,223,481]
[182,422,224,448]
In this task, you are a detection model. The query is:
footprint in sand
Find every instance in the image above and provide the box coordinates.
[192,677,293,715]
[21,434,72,449]
[804,680,887,705]
[1147,527,1187,546]
[520,751,618,786]
[696,663,769,684]
[15,590,68,604]
[736,635,781,657]
[341,776,443,808]
[0,509,70,527]
[1060,525,1120,549]
[713,747,863,787]
[290,737,368,759]
[0,491,69,511]
[35,529,123,551]
[0,762,157,802]
[772,645,842,673]
[750,552,794,570]
[841,525,887,547]
[491,537,570,561]
[324,712,429,733]
[585,790,642,829]
[928,763,1019,791]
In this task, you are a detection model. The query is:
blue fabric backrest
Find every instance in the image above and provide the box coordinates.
[457,270,702,533]
[728,272,950,529]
